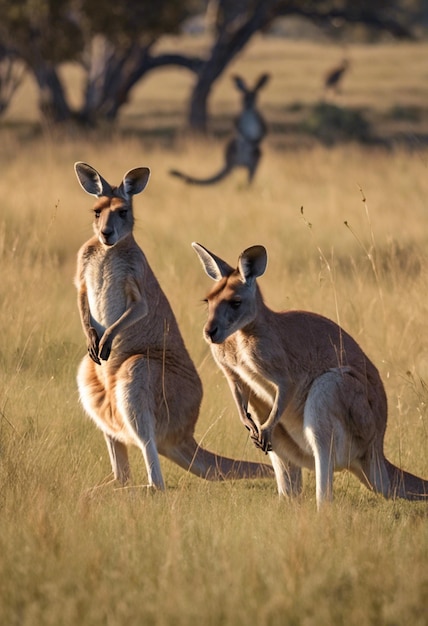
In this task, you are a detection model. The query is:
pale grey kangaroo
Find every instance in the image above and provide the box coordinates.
[73,162,272,490]
[192,242,428,509]
[170,73,269,185]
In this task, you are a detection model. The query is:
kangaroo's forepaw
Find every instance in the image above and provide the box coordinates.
[243,412,259,439]
[87,328,101,364]
[99,334,113,361]
[88,347,101,365]
[250,427,272,454]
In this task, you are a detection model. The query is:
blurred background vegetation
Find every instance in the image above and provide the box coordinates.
[0,0,427,136]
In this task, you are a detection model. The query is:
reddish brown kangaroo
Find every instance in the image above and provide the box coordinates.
[192,242,428,509]
[73,162,272,490]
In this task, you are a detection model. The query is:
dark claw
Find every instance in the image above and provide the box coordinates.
[250,429,272,454]
[243,411,272,454]
[87,328,101,365]
[264,440,273,453]
[88,347,101,365]
[99,343,111,361]
[243,412,259,438]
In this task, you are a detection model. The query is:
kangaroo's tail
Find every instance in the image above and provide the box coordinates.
[384,459,428,500]
[169,164,232,186]
[162,437,274,481]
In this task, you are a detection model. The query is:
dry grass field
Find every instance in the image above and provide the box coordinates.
[0,36,428,625]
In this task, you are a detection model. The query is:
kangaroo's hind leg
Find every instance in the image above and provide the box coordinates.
[247,147,261,184]
[77,355,133,488]
[269,423,305,497]
[115,356,165,491]
[269,451,303,497]
[303,371,348,508]
[104,434,131,485]
[304,367,385,509]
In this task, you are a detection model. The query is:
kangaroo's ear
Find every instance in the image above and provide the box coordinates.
[233,75,248,94]
[254,73,270,91]
[120,167,150,197]
[238,245,267,283]
[74,162,112,197]
[192,242,233,281]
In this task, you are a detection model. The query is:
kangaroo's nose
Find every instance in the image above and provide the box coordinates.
[205,326,219,343]
[100,227,115,246]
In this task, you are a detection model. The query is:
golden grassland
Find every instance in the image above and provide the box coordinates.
[0,37,428,625]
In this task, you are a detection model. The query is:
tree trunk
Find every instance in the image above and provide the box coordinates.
[79,35,203,125]
[30,60,71,124]
[188,70,215,134]
[0,48,25,117]
[188,0,274,133]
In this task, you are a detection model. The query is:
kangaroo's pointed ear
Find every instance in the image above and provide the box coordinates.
[192,242,233,281]
[238,245,267,283]
[233,75,248,94]
[74,162,112,197]
[254,73,270,92]
[119,167,150,198]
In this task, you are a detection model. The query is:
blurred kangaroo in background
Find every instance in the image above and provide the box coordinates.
[324,58,350,95]
[170,73,269,185]
[192,242,428,509]
[74,163,272,490]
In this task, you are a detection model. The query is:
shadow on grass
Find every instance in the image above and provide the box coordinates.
[2,100,428,150]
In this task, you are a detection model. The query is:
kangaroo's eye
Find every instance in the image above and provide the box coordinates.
[119,210,127,219]
[230,300,241,309]
[94,210,101,219]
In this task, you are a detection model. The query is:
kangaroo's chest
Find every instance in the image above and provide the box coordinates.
[85,254,129,329]
[237,110,264,142]
[214,337,277,404]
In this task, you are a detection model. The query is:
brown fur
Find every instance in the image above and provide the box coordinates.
[74,163,273,490]
[192,242,428,508]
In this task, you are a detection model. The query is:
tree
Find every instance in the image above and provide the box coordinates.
[0,0,199,125]
[77,0,200,125]
[187,0,416,132]
[0,46,25,116]
[0,0,83,122]
[78,0,420,131]
[0,0,418,128]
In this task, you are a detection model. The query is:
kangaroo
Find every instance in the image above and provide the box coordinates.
[170,73,269,186]
[324,59,350,95]
[73,163,273,490]
[192,242,428,509]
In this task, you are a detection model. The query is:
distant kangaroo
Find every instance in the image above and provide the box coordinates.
[324,58,349,95]
[170,73,269,185]
[192,242,428,509]
[73,162,272,490]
